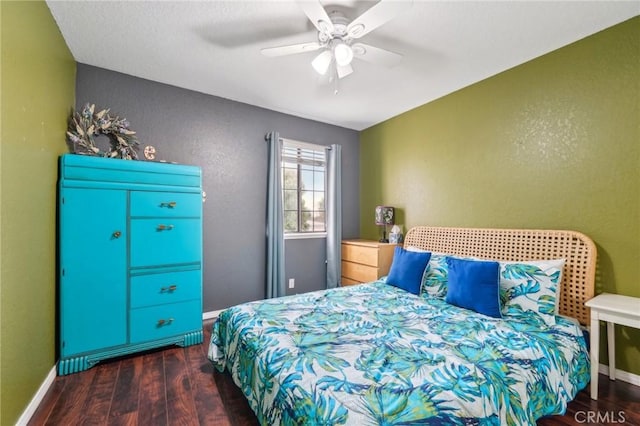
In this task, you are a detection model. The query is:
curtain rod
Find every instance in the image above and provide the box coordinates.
[264,133,331,150]
[281,138,332,151]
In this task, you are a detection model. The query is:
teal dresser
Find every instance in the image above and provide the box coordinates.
[58,154,203,375]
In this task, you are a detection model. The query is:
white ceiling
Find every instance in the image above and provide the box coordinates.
[46,0,639,131]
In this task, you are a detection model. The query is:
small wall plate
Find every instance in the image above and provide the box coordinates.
[143,145,156,160]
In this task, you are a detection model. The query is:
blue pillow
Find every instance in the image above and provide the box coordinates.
[445,257,502,318]
[386,247,431,295]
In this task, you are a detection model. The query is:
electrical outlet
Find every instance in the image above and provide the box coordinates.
[288,278,295,289]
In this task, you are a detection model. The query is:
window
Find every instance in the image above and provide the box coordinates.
[282,139,326,234]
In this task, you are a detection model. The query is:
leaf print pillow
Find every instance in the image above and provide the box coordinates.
[499,259,565,326]
[421,253,449,299]
[405,247,449,298]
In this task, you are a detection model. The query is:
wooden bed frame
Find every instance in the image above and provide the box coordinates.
[404,226,597,326]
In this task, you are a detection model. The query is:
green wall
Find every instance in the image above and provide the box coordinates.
[361,17,639,375]
[0,1,75,424]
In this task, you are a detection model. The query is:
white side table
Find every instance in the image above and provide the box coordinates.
[584,293,640,400]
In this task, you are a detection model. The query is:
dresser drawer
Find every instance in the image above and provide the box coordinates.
[130,191,201,218]
[342,243,379,267]
[130,218,201,267]
[342,260,379,283]
[131,270,201,309]
[130,300,201,343]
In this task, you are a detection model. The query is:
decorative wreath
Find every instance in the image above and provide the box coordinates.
[66,103,140,159]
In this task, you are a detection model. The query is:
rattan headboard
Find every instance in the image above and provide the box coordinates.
[404,226,597,326]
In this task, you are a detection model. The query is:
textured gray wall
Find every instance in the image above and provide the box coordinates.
[284,238,328,296]
[75,64,360,311]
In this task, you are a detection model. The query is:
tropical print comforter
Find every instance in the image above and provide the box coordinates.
[208,281,589,425]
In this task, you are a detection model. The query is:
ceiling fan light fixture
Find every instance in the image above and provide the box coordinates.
[336,63,353,79]
[312,50,332,75]
[334,42,353,67]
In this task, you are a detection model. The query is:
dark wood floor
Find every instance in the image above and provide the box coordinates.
[30,320,640,426]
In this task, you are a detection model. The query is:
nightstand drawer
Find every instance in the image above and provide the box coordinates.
[342,243,378,267]
[131,270,201,308]
[130,300,201,343]
[342,260,379,283]
[130,191,201,218]
[130,218,201,266]
[341,277,362,286]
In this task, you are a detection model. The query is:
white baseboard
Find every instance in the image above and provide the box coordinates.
[203,309,223,321]
[15,365,57,426]
[599,364,640,387]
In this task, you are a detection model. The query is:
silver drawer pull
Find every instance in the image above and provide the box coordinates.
[157,318,174,327]
[160,285,177,292]
[160,201,177,208]
[157,224,174,231]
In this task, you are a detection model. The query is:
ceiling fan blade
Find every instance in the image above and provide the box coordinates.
[261,42,321,57]
[296,0,335,35]
[337,63,353,79]
[352,43,403,67]
[347,0,413,39]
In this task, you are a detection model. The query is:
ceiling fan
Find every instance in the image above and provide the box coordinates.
[261,0,413,90]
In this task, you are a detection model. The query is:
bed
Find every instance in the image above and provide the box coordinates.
[208,226,597,425]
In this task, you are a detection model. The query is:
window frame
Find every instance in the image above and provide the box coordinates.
[281,138,327,239]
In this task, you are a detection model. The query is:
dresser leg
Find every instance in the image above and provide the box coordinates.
[58,356,95,375]
[180,330,204,347]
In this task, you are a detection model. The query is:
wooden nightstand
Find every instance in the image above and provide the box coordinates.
[341,239,398,286]
[584,293,640,400]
